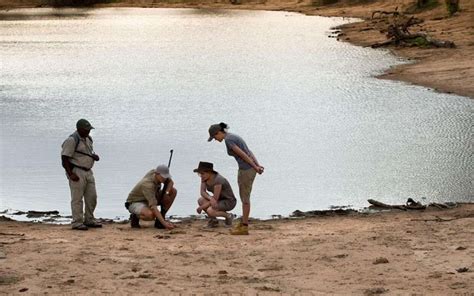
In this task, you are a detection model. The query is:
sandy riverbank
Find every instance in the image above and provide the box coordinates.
[0,0,473,98]
[1,204,473,294]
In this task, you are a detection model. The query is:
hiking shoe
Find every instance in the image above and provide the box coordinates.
[130,214,140,228]
[85,222,102,228]
[72,224,88,231]
[230,224,248,235]
[154,218,165,229]
[205,218,219,228]
[225,213,234,227]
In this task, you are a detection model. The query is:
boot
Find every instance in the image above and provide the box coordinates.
[130,214,140,228]
[154,218,165,229]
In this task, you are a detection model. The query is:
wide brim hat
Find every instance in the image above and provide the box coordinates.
[193,161,218,174]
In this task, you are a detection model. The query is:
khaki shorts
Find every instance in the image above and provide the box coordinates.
[237,168,257,204]
[217,198,237,212]
[128,202,148,215]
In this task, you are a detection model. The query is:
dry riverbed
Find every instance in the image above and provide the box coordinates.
[1,204,473,294]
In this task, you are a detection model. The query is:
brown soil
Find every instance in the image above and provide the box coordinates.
[1,0,473,98]
[1,204,473,294]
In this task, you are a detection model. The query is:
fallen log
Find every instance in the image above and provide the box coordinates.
[370,12,454,49]
[371,7,399,19]
[367,199,407,210]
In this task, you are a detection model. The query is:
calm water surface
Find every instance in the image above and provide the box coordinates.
[0,8,472,219]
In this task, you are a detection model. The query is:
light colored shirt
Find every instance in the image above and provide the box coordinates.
[126,170,161,207]
[61,131,95,169]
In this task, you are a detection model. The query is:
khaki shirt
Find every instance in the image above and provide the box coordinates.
[127,170,161,207]
[61,132,95,169]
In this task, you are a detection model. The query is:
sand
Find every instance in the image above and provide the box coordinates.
[1,0,472,98]
[1,204,473,294]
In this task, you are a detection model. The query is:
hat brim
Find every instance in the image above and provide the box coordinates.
[193,168,217,174]
[207,136,214,142]
[156,172,171,179]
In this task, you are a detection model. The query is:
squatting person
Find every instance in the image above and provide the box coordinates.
[194,162,236,228]
[125,165,177,230]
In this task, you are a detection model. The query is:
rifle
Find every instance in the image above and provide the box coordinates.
[157,149,174,202]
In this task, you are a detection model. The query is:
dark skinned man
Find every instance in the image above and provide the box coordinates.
[61,119,101,230]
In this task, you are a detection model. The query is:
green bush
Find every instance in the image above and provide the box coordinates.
[445,0,460,16]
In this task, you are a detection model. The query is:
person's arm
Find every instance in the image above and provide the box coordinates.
[209,184,222,209]
[163,179,174,196]
[61,138,79,181]
[200,182,212,200]
[151,206,173,228]
[231,145,264,173]
[61,156,79,181]
[146,183,175,229]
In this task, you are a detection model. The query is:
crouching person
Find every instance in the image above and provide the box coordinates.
[125,165,176,230]
[194,162,236,228]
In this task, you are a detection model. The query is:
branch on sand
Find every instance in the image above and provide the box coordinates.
[370,14,455,49]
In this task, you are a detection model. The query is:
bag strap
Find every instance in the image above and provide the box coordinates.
[70,133,94,158]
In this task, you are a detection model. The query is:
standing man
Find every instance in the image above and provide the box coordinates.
[61,119,101,230]
[125,165,177,230]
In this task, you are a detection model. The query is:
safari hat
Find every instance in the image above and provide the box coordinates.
[193,162,218,174]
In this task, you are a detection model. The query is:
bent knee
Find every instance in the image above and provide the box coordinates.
[140,208,154,220]
[169,187,177,197]
[206,208,217,217]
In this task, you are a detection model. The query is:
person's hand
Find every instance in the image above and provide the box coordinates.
[69,173,80,182]
[196,206,203,214]
[92,154,100,161]
[256,166,265,175]
[164,221,175,230]
[210,198,218,209]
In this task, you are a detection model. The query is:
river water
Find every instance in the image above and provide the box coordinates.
[0,8,472,220]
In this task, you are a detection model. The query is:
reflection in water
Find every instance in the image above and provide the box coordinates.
[0,8,472,219]
[0,8,93,21]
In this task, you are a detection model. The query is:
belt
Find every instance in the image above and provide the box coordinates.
[72,164,91,171]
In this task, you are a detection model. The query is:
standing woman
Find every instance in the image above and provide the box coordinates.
[208,122,264,235]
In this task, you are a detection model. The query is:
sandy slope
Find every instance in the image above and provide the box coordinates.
[1,0,472,98]
[1,204,473,294]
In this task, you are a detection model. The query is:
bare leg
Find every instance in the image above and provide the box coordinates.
[139,207,155,221]
[206,207,229,219]
[242,202,250,225]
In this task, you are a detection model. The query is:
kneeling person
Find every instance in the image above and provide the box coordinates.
[126,165,176,229]
[194,162,236,228]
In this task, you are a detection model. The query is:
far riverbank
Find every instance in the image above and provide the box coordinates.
[1,0,473,98]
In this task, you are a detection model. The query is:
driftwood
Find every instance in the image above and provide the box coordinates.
[370,13,455,48]
[368,198,459,211]
[371,7,400,19]
[368,198,426,210]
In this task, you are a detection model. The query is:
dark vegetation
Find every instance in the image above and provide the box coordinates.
[42,0,117,7]
[312,0,375,6]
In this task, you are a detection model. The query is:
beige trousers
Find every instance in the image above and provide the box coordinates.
[69,167,97,227]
